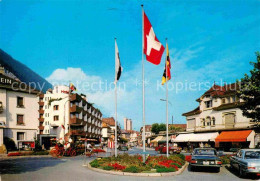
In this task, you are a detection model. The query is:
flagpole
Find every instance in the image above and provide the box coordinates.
[165,39,169,157]
[114,38,118,157]
[141,4,146,161]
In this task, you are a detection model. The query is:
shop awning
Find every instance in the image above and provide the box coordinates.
[158,137,167,143]
[151,136,163,143]
[174,132,219,142]
[215,130,252,142]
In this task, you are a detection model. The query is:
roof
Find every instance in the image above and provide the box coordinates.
[168,124,186,129]
[151,136,163,143]
[102,117,115,126]
[213,102,244,111]
[102,122,111,128]
[215,130,252,142]
[140,125,152,132]
[196,83,240,102]
[0,49,52,92]
[182,106,201,116]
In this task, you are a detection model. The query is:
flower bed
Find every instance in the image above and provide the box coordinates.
[7,150,49,156]
[89,153,186,173]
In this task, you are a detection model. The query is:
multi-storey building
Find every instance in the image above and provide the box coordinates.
[38,85,102,148]
[0,72,39,149]
[181,83,257,150]
[124,118,132,131]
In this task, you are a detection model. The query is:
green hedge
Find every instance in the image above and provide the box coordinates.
[90,160,100,168]
[156,167,176,173]
[123,166,141,173]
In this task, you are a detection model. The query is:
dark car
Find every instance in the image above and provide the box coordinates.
[118,145,128,151]
[189,148,222,172]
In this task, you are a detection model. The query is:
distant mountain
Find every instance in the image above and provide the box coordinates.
[0,49,52,92]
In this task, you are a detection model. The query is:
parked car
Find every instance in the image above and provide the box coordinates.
[230,149,260,178]
[118,145,128,151]
[155,145,165,152]
[189,148,222,172]
[160,146,182,154]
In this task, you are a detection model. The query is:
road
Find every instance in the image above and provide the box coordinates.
[0,148,258,181]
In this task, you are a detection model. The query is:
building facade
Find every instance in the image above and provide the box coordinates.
[124,118,132,131]
[0,73,39,148]
[38,85,102,148]
[182,83,256,150]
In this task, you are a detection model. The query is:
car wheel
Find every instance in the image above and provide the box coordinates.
[216,167,220,173]
[239,166,245,178]
[189,165,194,171]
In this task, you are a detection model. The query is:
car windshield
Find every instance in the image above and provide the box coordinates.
[244,151,260,159]
[194,149,216,156]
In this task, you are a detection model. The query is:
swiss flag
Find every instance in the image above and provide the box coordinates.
[143,12,165,65]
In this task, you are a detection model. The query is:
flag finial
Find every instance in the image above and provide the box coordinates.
[141,4,143,7]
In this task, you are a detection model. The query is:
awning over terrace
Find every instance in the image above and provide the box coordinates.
[215,130,252,142]
[151,136,163,143]
[173,132,219,142]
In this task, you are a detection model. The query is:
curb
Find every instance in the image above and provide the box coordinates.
[86,162,188,177]
[0,155,52,160]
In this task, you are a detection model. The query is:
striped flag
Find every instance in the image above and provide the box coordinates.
[161,43,171,85]
[115,39,122,83]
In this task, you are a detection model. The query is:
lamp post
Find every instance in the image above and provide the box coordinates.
[160,99,172,157]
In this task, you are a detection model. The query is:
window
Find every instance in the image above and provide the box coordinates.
[222,98,226,104]
[17,114,24,125]
[17,97,24,107]
[206,117,211,126]
[53,105,59,110]
[187,118,195,129]
[205,100,212,108]
[212,117,216,126]
[17,132,25,140]
[54,115,59,121]
[231,96,236,103]
[201,118,205,127]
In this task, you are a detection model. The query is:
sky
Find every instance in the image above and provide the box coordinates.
[1,0,260,131]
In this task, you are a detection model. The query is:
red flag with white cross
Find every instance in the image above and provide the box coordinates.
[143,11,165,65]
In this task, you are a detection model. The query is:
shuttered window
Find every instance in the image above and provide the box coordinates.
[17,114,24,125]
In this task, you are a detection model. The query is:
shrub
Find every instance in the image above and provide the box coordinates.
[4,137,16,151]
[103,166,113,170]
[123,166,141,173]
[156,167,176,173]
[171,163,182,168]
[176,154,185,161]
[7,152,21,156]
[32,150,49,155]
[90,160,100,168]
[109,163,126,170]
[220,155,231,164]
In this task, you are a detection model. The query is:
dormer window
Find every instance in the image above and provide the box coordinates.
[222,98,226,104]
[205,100,212,108]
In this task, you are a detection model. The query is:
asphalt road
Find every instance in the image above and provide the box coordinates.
[0,148,258,181]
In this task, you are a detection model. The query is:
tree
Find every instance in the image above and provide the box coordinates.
[151,123,166,134]
[169,125,185,132]
[151,123,160,134]
[237,52,260,123]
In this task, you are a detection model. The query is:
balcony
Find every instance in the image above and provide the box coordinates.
[70,117,83,125]
[70,104,83,113]
[38,109,44,114]
[70,130,86,136]
[39,94,44,99]
[38,117,44,123]
[70,94,81,102]
[38,101,44,106]
[38,125,44,130]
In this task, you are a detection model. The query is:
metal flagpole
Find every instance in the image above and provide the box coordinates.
[141,4,146,161]
[165,39,169,157]
[114,38,118,157]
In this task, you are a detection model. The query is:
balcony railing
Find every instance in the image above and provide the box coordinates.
[70,104,83,113]
[70,130,86,136]
[70,94,81,102]
[38,109,44,114]
[38,118,44,123]
[70,117,84,125]
[38,101,44,106]
[38,125,44,130]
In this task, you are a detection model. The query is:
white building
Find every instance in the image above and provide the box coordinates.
[38,85,102,149]
[0,73,39,148]
[124,118,132,131]
[181,83,256,149]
